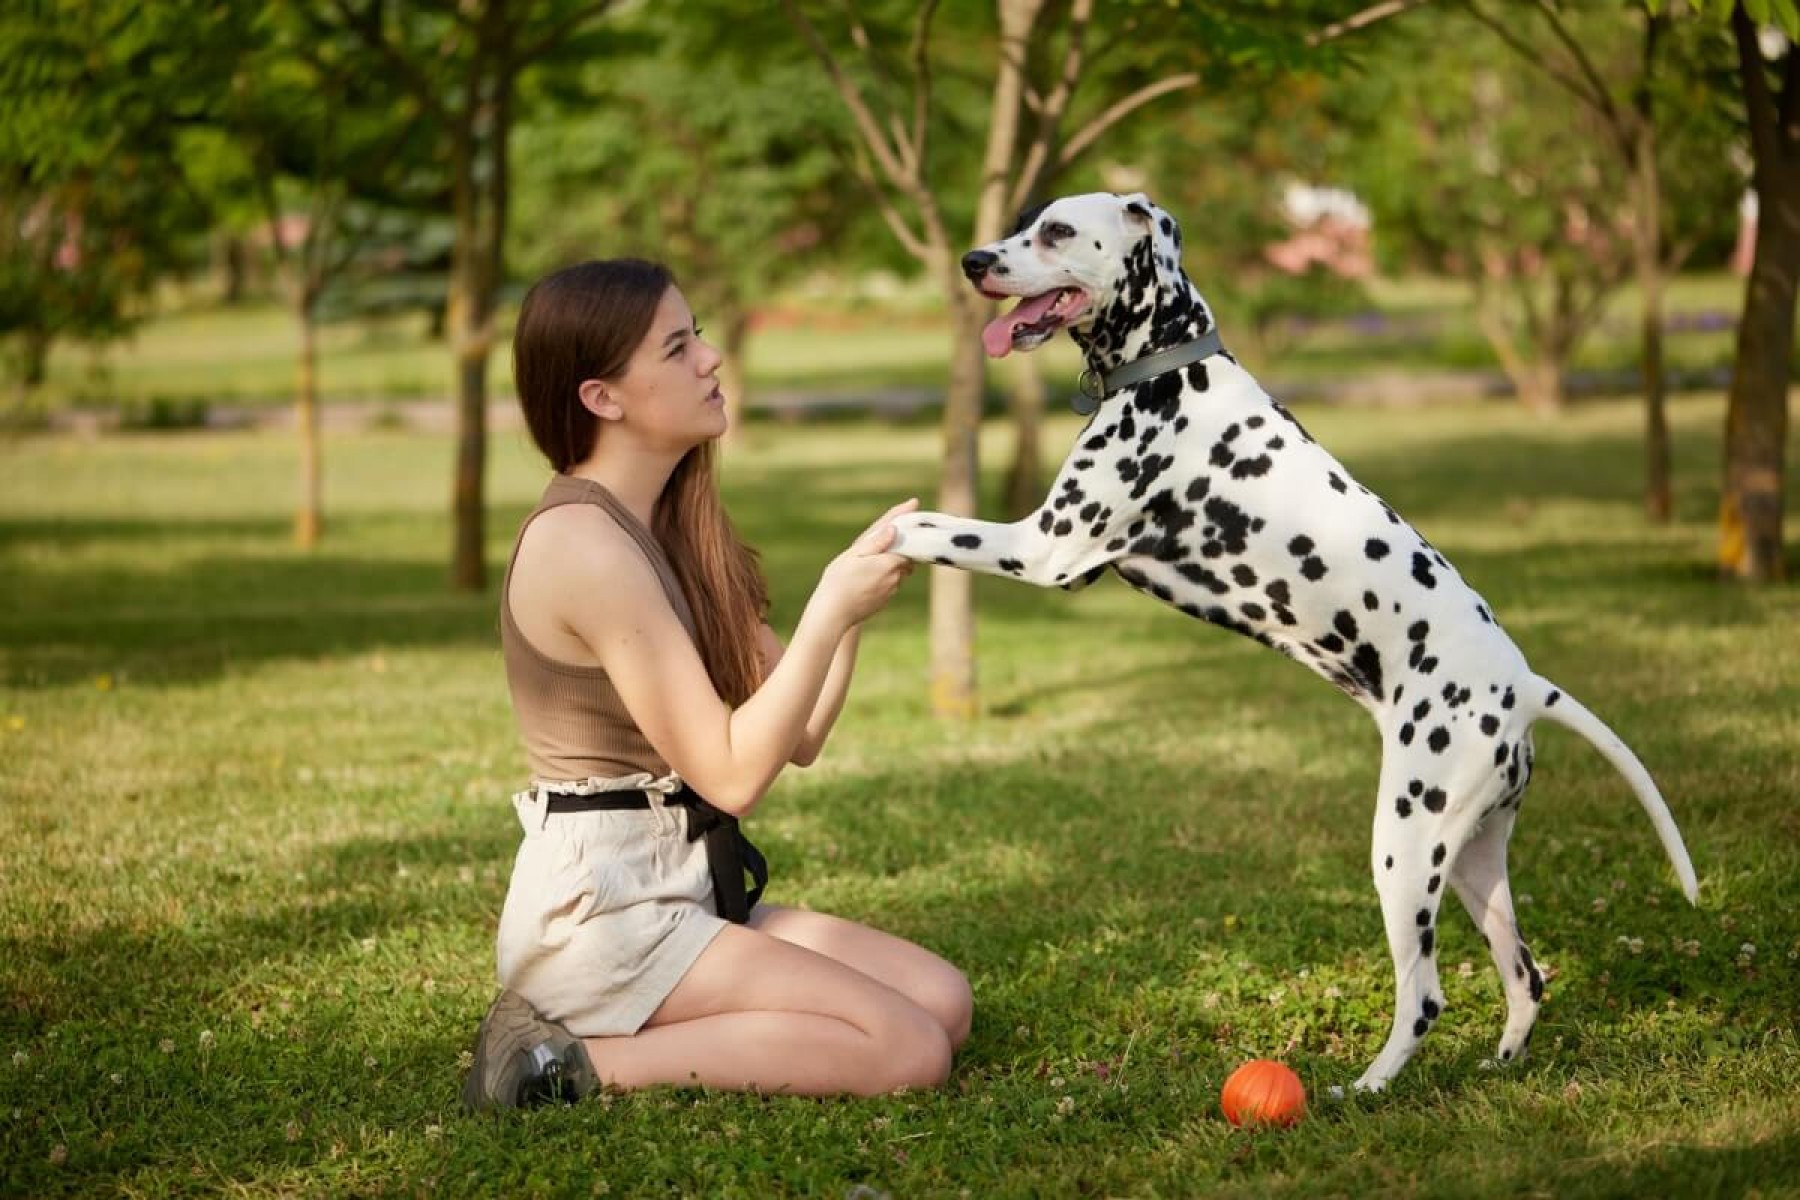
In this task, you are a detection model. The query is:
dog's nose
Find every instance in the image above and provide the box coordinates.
[961,249,999,281]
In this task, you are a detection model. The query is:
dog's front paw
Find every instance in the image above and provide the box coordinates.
[887,511,946,560]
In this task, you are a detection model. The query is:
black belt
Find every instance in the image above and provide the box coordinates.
[542,786,767,924]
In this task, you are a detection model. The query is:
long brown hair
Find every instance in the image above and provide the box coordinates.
[513,259,769,705]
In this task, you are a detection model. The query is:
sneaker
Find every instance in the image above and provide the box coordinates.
[460,989,598,1112]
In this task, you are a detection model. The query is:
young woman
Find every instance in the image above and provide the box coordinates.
[462,259,972,1110]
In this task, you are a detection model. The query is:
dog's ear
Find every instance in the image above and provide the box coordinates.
[1122,192,1156,234]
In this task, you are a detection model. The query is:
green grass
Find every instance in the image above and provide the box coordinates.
[2,396,1798,1197]
[12,272,1753,414]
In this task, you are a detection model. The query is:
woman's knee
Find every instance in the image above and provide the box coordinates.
[865,1003,954,1095]
[922,964,973,1049]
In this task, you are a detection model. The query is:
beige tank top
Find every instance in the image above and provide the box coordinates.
[501,474,701,782]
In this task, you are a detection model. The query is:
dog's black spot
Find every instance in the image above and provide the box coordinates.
[1431,843,1446,866]
[1300,556,1328,581]
[1422,997,1440,1020]
[1333,611,1359,640]
[1407,620,1429,642]
[1412,552,1438,589]
[1399,723,1415,746]
[1480,714,1500,736]
[998,557,1024,573]
[952,534,982,549]
[1330,472,1348,494]
[1502,687,1515,710]
[1416,907,1431,926]
[1365,538,1389,561]
[1231,455,1272,479]
[1413,699,1432,721]
[1546,689,1561,707]
[1422,787,1446,813]
[1385,855,1394,870]
[1232,564,1258,587]
[1351,643,1385,701]
[1247,415,1265,429]
[1289,535,1314,556]
[1420,928,1435,956]
[1427,727,1451,754]
[1396,796,1412,818]
[1363,590,1379,611]
[1053,519,1073,537]
[1264,579,1291,605]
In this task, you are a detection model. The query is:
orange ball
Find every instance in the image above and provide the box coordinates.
[1220,1059,1306,1128]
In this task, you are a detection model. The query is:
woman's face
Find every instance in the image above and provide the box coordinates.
[605,286,727,447]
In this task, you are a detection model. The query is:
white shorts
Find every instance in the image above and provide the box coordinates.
[495,784,729,1036]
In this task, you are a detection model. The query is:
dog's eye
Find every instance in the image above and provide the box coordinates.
[1040,221,1077,244]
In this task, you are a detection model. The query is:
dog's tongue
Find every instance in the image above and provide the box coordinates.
[981,291,1061,358]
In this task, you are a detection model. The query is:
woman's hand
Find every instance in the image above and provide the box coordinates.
[815,498,919,631]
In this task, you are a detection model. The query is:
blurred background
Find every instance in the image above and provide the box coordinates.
[1,0,1795,706]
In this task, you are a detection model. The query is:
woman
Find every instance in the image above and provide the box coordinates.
[461,259,972,1110]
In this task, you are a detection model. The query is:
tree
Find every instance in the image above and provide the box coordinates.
[1346,15,1642,414]
[1717,0,1798,580]
[1466,1,1743,521]
[509,18,865,440]
[193,4,440,547]
[312,0,623,591]
[779,0,1380,717]
[0,3,223,394]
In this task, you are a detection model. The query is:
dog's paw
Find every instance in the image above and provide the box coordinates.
[886,511,944,559]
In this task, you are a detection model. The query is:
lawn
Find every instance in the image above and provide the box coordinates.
[2,395,1798,1197]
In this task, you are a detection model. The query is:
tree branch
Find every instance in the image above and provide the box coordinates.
[1309,0,1434,46]
[324,0,451,124]
[1057,72,1198,171]
[1010,0,1091,212]
[781,0,919,197]
[833,142,930,262]
[907,0,939,186]
[517,0,617,65]
[1531,0,1630,139]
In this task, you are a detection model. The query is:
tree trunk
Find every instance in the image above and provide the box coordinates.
[1474,291,1565,415]
[1632,122,1673,522]
[931,290,986,720]
[1719,167,1797,582]
[1719,9,1796,583]
[719,307,752,444]
[450,283,490,590]
[294,298,323,548]
[1002,350,1045,518]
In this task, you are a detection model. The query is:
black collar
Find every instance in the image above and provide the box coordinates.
[1072,326,1225,416]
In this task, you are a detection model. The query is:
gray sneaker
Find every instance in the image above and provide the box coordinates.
[460,989,598,1112]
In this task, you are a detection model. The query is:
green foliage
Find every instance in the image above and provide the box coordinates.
[2,406,1798,1195]
[0,1,243,381]
[1649,0,1800,38]
[509,7,881,309]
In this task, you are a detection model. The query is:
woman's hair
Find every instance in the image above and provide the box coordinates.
[513,259,769,705]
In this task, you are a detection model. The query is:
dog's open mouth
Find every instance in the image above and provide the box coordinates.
[981,287,1090,358]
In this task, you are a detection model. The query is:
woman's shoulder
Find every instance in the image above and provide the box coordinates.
[514,502,659,595]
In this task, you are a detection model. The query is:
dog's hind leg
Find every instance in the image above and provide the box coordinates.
[1353,756,1483,1092]
[1449,785,1543,1068]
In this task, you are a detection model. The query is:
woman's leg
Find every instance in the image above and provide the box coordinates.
[749,905,973,1049]
[580,922,953,1097]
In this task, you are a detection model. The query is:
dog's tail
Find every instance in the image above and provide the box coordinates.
[1529,675,1698,904]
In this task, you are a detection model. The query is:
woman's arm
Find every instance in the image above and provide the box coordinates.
[550,502,911,815]
[759,623,862,767]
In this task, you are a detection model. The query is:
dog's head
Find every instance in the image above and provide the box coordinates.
[963,192,1187,359]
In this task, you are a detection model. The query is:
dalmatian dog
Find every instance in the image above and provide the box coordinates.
[888,191,1699,1093]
